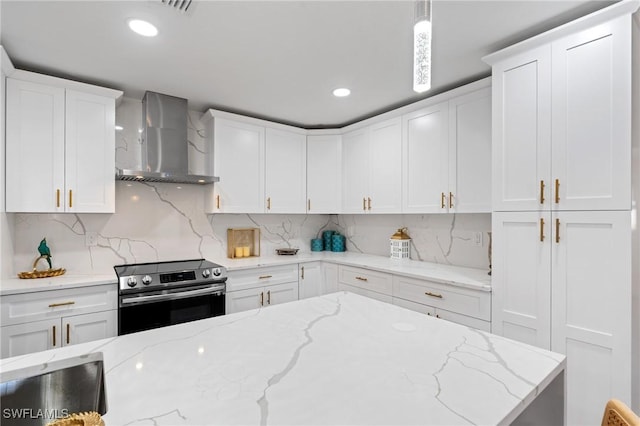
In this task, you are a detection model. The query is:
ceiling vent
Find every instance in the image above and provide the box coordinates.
[160,0,192,13]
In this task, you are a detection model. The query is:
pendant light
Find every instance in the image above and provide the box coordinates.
[413,0,432,93]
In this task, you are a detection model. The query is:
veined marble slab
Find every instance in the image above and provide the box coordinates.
[0,292,564,425]
[0,274,116,295]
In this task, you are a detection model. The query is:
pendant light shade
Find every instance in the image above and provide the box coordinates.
[413,0,432,93]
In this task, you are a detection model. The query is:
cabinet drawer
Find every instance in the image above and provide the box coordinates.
[338,266,392,296]
[338,283,393,304]
[392,275,490,321]
[393,297,491,331]
[0,285,117,326]
[227,264,298,291]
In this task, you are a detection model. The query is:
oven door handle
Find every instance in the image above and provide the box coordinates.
[121,287,224,305]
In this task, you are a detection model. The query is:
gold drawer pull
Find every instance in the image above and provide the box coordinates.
[363,197,367,211]
[449,192,454,209]
[441,192,445,209]
[539,180,545,204]
[66,323,70,345]
[48,301,75,308]
[267,197,271,210]
[367,197,372,211]
[69,190,73,208]
[555,179,560,204]
[52,325,56,347]
[307,199,311,211]
[540,218,545,242]
[425,291,443,299]
[267,290,271,305]
[216,195,220,209]
[56,189,61,208]
[555,218,560,244]
[260,291,264,306]
[301,266,305,279]
[355,276,368,282]
[259,275,272,279]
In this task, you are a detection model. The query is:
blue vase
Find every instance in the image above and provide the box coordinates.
[311,238,323,251]
[331,234,345,252]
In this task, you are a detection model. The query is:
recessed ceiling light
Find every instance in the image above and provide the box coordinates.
[333,88,351,97]
[128,19,158,37]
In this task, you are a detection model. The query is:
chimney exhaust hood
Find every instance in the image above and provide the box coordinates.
[116,91,218,185]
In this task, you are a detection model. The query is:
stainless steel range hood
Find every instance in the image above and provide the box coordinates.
[116,91,218,185]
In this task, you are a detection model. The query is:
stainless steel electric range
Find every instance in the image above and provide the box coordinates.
[114,259,227,335]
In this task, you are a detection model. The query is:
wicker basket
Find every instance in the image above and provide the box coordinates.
[46,411,104,426]
[18,255,66,279]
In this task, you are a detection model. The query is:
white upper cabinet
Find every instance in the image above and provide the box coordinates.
[5,75,119,213]
[491,15,631,212]
[551,17,631,211]
[209,118,265,213]
[342,117,402,213]
[306,135,341,213]
[265,128,307,213]
[402,86,491,213]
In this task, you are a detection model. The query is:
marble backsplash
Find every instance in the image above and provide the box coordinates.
[6,97,492,275]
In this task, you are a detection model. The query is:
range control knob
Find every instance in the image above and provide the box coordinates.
[126,276,138,287]
[212,268,222,277]
[142,275,152,285]
[202,269,211,278]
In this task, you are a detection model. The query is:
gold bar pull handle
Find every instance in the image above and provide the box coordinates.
[425,291,443,299]
[301,266,305,279]
[56,189,61,208]
[66,323,70,345]
[52,325,56,347]
[266,197,271,210]
[540,218,545,242]
[69,190,73,208]
[259,275,272,280]
[267,290,271,305]
[367,197,372,211]
[449,192,454,209]
[48,301,75,308]
[555,218,560,244]
[555,179,560,204]
[307,199,311,212]
[216,194,220,209]
[355,276,368,282]
[540,180,545,204]
[363,197,367,211]
[441,192,445,209]
[260,291,264,306]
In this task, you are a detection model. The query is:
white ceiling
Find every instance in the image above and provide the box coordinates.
[0,0,616,128]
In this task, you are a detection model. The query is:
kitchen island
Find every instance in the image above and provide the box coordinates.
[0,292,565,425]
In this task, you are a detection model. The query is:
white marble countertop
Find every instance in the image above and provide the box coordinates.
[0,274,116,296]
[0,292,564,425]
[0,252,490,296]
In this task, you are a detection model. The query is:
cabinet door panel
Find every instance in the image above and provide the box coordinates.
[1,319,59,358]
[299,262,322,299]
[5,79,65,212]
[368,118,401,213]
[551,211,631,424]
[212,119,265,213]
[402,102,449,213]
[449,88,492,213]
[492,46,551,211]
[307,135,341,213]
[342,128,369,213]
[265,282,299,306]
[65,90,115,212]
[265,128,306,213]
[226,288,263,314]
[551,17,631,210]
[64,310,117,346]
[491,212,551,349]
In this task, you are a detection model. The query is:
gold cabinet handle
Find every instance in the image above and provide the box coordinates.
[301,266,305,279]
[69,190,73,208]
[307,199,311,211]
[555,179,560,204]
[540,218,545,242]
[449,192,454,209]
[540,180,545,204]
[363,197,367,211]
[52,325,56,347]
[267,197,271,210]
[441,192,445,209]
[555,218,560,244]
[425,291,443,299]
[216,194,220,209]
[355,276,368,282]
[260,291,264,306]
[259,275,272,279]
[436,314,441,319]
[267,290,271,305]
[56,189,61,208]
[66,323,70,345]
[367,197,372,211]
[48,301,75,308]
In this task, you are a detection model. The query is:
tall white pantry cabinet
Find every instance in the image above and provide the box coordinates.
[484,2,640,424]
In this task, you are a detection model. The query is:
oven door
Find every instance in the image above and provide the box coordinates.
[118,283,225,335]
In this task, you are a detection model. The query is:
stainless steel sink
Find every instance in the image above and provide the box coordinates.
[0,352,107,426]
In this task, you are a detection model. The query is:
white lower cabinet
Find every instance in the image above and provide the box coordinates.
[225,265,299,314]
[392,275,491,331]
[0,285,117,358]
[299,262,322,300]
